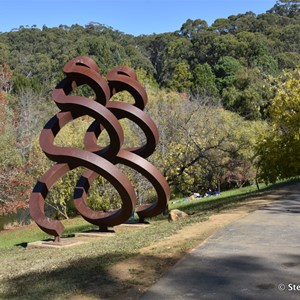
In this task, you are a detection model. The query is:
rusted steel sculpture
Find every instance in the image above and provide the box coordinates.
[29,56,170,242]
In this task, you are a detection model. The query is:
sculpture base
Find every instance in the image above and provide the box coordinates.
[27,239,85,249]
[75,229,115,238]
[120,221,150,228]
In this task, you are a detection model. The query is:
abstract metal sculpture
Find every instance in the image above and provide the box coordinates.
[29,56,170,242]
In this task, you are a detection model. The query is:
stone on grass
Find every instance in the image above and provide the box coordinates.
[168,209,188,222]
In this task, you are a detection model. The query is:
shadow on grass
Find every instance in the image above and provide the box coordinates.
[3,180,300,299]
[1,251,176,300]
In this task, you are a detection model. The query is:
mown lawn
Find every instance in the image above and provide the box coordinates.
[0,178,299,299]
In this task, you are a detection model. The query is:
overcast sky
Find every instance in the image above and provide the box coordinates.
[1,0,277,35]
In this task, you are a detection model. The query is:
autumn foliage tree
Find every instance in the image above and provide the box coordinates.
[147,90,266,195]
[0,90,32,215]
[255,69,300,183]
[0,64,12,93]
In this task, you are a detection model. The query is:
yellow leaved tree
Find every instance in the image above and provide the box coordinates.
[256,69,300,183]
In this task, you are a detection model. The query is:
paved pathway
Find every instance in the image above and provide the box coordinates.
[141,185,300,299]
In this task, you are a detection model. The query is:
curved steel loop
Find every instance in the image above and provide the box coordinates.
[30,56,170,240]
[84,101,159,159]
[33,111,136,238]
[30,163,70,238]
[44,95,124,158]
[64,56,100,73]
[76,67,169,221]
[107,65,138,80]
[75,150,170,224]
[106,66,148,110]
[56,56,111,106]
[30,158,136,236]
[51,57,124,158]
[40,111,120,167]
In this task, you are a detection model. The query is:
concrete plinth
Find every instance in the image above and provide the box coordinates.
[27,239,85,249]
[119,222,150,228]
[75,230,115,238]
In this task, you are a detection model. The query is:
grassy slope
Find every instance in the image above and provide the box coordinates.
[171,178,300,214]
[0,178,299,299]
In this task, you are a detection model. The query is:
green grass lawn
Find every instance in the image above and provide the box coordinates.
[0,178,299,299]
[0,216,97,251]
[0,183,259,251]
[169,177,300,214]
[0,214,209,299]
[1,177,299,251]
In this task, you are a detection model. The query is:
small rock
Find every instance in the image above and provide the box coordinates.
[168,209,188,222]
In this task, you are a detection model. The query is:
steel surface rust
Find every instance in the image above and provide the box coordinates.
[29,56,170,241]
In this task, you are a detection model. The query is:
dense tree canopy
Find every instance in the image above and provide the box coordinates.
[0,1,298,119]
[0,1,299,218]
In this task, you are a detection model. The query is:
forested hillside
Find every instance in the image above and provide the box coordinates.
[0,0,299,218]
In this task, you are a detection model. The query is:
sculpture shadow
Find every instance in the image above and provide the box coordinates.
[1,251,176,300]
[3,249,300,300]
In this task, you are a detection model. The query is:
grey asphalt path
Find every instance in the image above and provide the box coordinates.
[141,184,300,300]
